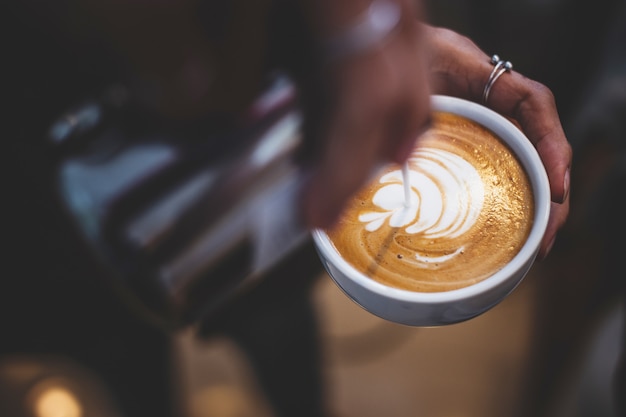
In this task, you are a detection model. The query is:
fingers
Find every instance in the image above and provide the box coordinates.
[423,25,573,260]
[425,25,573,199]
[302,107,387,229]
[303,101,431,230]
[481,75,572,259]
[487,76,572,202]
[301,18,431,229]
[389,55,432,164]
[483,74,572,263]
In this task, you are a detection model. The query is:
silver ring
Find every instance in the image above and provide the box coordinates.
[482,54,513,104]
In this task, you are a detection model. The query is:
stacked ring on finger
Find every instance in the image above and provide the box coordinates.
[482,54,513,104]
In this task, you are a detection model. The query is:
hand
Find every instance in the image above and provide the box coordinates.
[301,0,432,229]
[424,24,572,259]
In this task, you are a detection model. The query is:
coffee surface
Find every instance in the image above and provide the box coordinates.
[328,112,534,292]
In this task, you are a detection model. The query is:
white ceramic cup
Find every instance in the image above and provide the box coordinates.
[312,95,551,326]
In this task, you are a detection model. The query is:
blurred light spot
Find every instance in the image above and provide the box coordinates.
[34,386,82,417]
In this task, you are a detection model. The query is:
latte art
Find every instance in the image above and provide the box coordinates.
[328,112,534,292]
[361,147,485,238]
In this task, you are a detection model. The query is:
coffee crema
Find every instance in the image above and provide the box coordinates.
[327,112,534,292]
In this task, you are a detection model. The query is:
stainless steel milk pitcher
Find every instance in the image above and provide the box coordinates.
[51,78,309,329]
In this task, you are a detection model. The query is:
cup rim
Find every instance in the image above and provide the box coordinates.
[312,95,551,303]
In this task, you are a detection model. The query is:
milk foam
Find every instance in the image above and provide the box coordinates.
[358,147,484,264]
[329,112,534,293]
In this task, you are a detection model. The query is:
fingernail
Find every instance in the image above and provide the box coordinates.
[542,236,557,260]
[561,167,570,203]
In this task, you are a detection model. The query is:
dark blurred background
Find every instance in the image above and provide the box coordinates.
[2,0,625,416]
